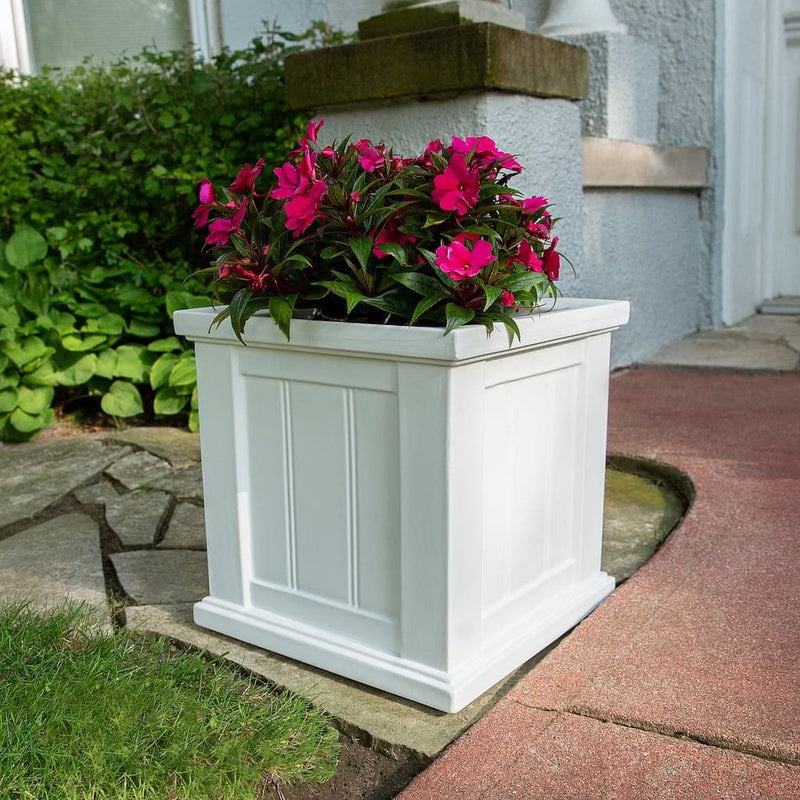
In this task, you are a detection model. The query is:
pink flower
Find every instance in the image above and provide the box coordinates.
[284,180,327,237]
[228,158,265,193]
[435,233,494,280]
[372,217,417,259]
[271,161,307,200]
[542,237,560,281]
[358,146,384,172]
[192,204,211,228]
[515,239,543,273]
[300,118,324,148]
[205,218,237,246]
[522,196,548,214]
[451,136,522,173]
[502,290,515,307]
[432,154,480,216]
[198,178,215,205]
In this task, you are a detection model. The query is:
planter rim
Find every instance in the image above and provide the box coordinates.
[174,297,629,364]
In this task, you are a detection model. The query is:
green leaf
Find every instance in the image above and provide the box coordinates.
[168,356,196,388]
[349,238,374,271]
[483,284,503,311]
[362,289,417,318]
[392,272,450,298]
[150,353,180,390]
[267,295,294,341]
[320,245,346,260]
[17,385,54,415]
[498,271,546,293]
[5,227,47,269]
[101,381,144,418]
[153,386,189,415]
[410,295,444,326]
[0,387,19,413]
[61,333,107,352]
[127,318,162,338]
[444,303,475,335]
[3,336,47,368]
[9,406,52,435]
[56,353,98,386]
[114,344,153,382]
[94,349,118,379]
[23,360,59,387]
[165,291,211,318]
[87,313,125,336]
[147,337,182,353]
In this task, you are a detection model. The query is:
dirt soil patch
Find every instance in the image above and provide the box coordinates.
[260,735,424,800]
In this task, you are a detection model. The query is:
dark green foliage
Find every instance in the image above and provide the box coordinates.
[0,28,308,440]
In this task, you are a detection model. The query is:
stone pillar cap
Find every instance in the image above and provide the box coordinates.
[286,22,589,111]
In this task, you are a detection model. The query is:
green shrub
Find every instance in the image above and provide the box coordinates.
[0,27,310,440]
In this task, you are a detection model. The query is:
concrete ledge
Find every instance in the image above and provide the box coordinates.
[286,23,588,111]
[582,137,708,189]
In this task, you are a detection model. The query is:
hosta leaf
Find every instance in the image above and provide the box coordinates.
[127,318,161,338]
[3,336,47,368]
[0,387,19,413]
[101,381,143,417]
[150,353,179,390]
[114,344,153,382]
[17,385,54,414]
[147,337,182,353]
[94,348,118,379]
[9,406,53,434]
[56,353,98,386]
[5,227,47,269]
[23,359,59,387]
[168,356,197,388]
[165,290,211,318]
[61,333,107,352]
[153,386,189,415]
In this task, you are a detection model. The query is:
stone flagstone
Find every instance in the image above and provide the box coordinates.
[158,502,206,549]
[105,450,173,490]
[144,464,203,499]
[0,437,131,529]
[110,550,208,604]
[0,512,107,614]
[105,489,172,547]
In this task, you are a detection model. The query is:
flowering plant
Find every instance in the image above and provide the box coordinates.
[193,119,562,341]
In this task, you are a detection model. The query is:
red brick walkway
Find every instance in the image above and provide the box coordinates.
[399,368,800,799]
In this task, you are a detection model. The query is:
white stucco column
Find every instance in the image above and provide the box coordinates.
[537,0,627,36]
[360,0,526,37]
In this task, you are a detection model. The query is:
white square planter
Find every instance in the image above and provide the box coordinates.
[174,297,629,712]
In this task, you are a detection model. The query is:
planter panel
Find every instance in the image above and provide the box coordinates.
[175,298,629,711]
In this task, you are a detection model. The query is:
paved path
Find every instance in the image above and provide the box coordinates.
[399,367,800,798]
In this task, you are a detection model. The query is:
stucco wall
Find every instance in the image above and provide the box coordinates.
[581,189,703,368]
[319,94,585,271]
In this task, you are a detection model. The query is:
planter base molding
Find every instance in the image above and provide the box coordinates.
[175,298,629,712]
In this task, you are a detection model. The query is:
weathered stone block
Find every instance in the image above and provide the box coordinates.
[286,23,589,111]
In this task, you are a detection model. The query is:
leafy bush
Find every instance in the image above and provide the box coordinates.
[0,27,311,440]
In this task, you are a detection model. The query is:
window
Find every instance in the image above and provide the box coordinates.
[0,0,219,74]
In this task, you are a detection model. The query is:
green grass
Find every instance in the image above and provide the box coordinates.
[0,602,340,799]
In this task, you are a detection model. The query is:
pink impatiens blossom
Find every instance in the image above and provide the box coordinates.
[358,146,384,172]
[271,161,307,200]
[502,290,515,307]
[522,196,548,214]
[435,233,494,280]
[542,237,560,281]
[451,135,522,173]
[284,180,327,237]
[432,154,480,216]
[228,158,265,193]
[198,178,215,205]
[372,217,417,259]
[515,239,544,273]
[204,200,247,246]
